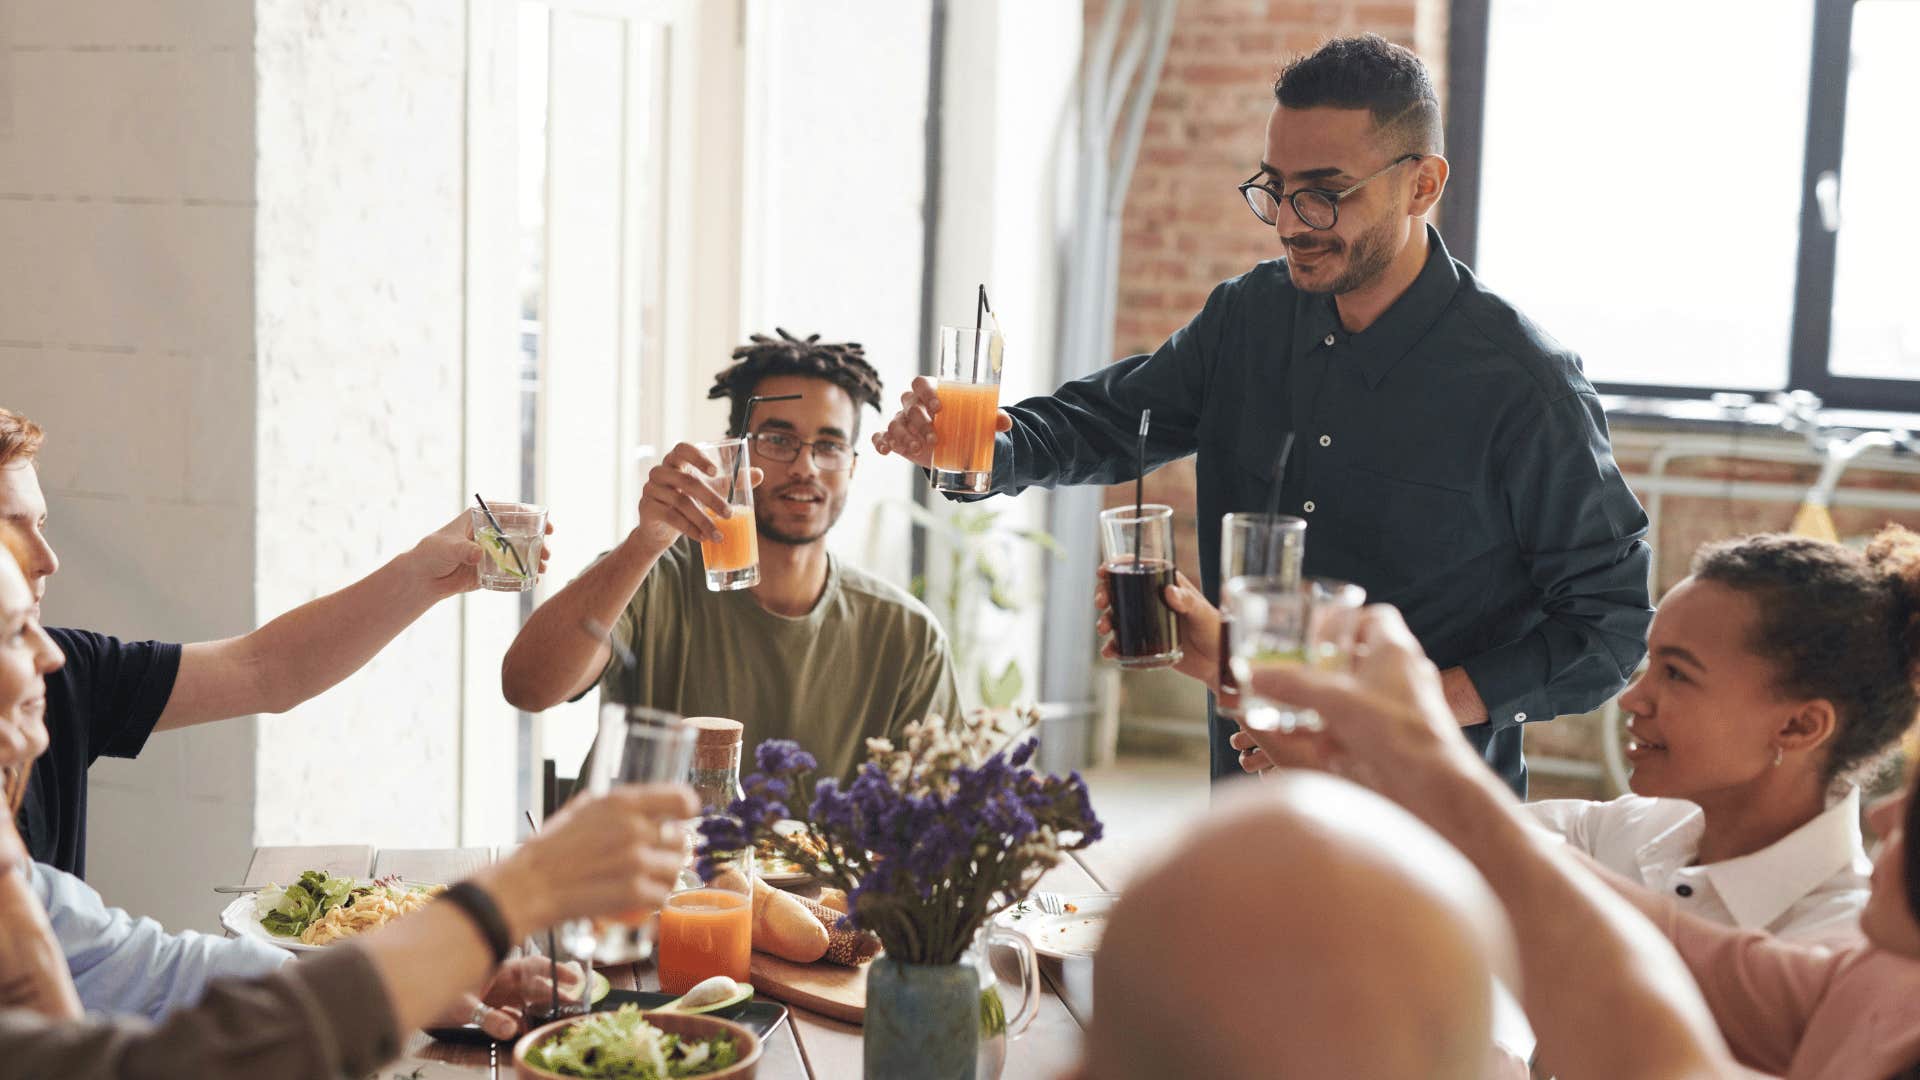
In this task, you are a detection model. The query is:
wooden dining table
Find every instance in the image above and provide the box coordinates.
[237,844,1113,1079]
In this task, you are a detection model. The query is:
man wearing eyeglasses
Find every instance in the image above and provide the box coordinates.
[874,34,1652,797]
[504,330,961,784]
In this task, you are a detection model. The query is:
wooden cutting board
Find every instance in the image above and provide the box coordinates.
[748,952,869,1024]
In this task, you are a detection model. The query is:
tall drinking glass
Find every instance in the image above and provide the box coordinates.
[1226,577,1365,732]
[469,501,547,592]
[1099,503,1182,669]
[518,929,592,1028]
[1216,514,1307,719]
[693,437,759,591]
[931,326,1005,494]
[568,705,698,965]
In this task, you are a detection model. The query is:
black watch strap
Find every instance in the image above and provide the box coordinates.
[441,881,513,965]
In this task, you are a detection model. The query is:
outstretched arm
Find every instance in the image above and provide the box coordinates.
[1242,609,1733,1080]
[502,442,757,711]
[156,511,550,731]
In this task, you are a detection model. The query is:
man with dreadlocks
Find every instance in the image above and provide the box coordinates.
[504,330,960,784]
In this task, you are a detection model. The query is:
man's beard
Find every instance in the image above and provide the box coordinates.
[753,483,845,546]
[1283,212,1400,295]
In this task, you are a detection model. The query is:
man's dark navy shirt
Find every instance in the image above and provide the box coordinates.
[16,627,180,877]
[978,227,1652,795]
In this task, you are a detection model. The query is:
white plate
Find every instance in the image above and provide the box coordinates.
[994,893,1118,960]
[220,883,442,954]
[756,820,823,888]
[755,861,815,889]
[220,895,326,953]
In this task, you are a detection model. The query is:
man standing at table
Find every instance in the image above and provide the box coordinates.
[872,35,1651,795]
[0,406,543,877]
[502,331,961,784]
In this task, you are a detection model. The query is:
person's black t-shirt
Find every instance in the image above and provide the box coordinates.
[16,627,181,877]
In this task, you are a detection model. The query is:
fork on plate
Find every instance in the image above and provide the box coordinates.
[1033,890,1067,916]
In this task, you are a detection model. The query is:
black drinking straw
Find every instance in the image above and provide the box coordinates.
[1265,432,1297,518]
[973,285,994,373]
[523,810,560,1025]
[1134,410,1152,566]
[474,493,530,579]
[726,393,802,503]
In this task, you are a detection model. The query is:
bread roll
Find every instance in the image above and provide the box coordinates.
[750,877,829,963]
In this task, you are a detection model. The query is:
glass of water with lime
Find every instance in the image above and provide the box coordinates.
[469,501,547,592]
[1225,576,1365,732]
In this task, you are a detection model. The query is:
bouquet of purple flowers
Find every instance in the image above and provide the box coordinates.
[697,709,1103,966]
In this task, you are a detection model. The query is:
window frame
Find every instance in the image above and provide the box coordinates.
[1447,0,1920,412]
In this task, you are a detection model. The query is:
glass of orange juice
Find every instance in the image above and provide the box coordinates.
[931,325,1004,494]
[657,851,754,994]
[693,437,760,591]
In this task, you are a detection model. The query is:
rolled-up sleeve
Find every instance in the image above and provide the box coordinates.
[0,943,400,1080]
[1461,391,1652,728]
[31,862,288,1021]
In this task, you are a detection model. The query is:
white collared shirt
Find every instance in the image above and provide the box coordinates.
[1525,785,1872,944]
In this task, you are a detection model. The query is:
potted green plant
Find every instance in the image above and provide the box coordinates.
[872,499,1062,710]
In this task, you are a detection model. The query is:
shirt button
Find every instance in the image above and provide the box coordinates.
[1514,712,1527,723]
[1675,884,1694,898]
[1322,333,1335,346]
[1318,435,1331,447]
[1303,500,1316,513]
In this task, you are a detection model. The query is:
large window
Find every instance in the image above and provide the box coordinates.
[460,0,742,841]
[1452,0,1920,411]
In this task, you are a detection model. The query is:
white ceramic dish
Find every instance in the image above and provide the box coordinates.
[993,893,1118,960]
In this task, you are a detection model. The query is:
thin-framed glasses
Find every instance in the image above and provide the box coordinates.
[1238,154,1422,230]
[750,431,856,472]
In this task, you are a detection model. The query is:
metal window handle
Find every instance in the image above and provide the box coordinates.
[1814,170,1841,233]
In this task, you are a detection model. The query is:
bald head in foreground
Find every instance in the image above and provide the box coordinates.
[1070,772,1519,1080]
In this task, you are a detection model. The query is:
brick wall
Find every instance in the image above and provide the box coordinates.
[1106,0,1431,364]
[1090,0,1446,576]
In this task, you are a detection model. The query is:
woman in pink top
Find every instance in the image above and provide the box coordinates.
[1236,530,1920,1079]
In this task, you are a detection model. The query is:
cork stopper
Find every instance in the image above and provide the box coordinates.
[688,716,743,771]
[688,716,744,746]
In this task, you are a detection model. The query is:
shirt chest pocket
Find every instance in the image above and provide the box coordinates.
[1311,463,1475,594]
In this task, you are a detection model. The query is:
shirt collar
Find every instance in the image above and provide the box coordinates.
[1700,784,1870,933]
[1288,223,1462,390]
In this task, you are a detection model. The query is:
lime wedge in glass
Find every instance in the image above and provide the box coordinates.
[478,527,529,579]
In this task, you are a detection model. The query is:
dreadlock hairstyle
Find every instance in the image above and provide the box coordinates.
[709,328,885,437]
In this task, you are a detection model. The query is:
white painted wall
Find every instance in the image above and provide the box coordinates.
[0,1,471,932]
[0,0,259,933]
[251,0,469,852]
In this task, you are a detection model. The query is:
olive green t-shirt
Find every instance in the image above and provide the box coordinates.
[593,540,961,784]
